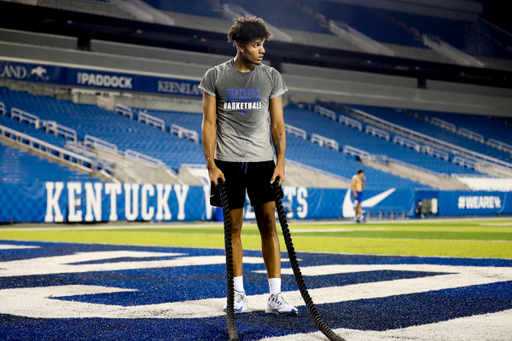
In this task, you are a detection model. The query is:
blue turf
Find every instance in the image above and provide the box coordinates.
[1,241,512,340]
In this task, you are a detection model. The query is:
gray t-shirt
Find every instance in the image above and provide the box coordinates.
[199,59,288,162]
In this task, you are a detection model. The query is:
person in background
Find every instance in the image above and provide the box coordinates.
[351,169,366,223]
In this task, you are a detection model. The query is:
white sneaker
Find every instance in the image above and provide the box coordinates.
[265,293,298,316]
[223,290,248,313]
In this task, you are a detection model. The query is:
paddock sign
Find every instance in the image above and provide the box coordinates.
[0,59,201,97]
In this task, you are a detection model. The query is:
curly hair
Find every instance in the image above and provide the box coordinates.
[227,16,272,46]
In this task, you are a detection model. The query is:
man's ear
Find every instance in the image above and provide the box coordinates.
[237,42,245,53]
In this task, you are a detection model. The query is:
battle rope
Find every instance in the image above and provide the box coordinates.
[218,179,240,341]
[273,178,347,341]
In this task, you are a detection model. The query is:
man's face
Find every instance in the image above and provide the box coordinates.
[240,38,265,65]
[358,172,364,179]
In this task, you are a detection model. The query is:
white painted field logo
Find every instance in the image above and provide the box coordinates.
[77,72,132,89]
[457,196,501,209]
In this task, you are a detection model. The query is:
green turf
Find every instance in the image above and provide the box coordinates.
[89,227,512,241]
[1,219,511,258]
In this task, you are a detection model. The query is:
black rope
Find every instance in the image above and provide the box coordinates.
[273,178,347,341]
[217,179,240,341]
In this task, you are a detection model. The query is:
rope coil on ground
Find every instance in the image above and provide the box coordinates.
[218,179,240,341]
[273,178,347,341]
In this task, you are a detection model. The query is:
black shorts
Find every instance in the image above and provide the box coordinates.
[210,160,276,210]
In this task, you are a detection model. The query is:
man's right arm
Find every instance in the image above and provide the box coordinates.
[351,178,358,198]
[201,92,224,186]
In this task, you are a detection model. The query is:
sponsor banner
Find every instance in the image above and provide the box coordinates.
[0,59,201,97]
[0,182,414,223]
[438,191,511,216]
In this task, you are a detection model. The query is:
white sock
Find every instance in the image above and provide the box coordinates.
[268,278,281,295]
[233,275,244,293]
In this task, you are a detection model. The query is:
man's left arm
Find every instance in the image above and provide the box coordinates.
[270,95,286,185]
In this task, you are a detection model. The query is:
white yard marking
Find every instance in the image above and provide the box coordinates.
[1,263,510,320]
[0,244,39,250]
[261,309,512,341]
[0,251,265,277]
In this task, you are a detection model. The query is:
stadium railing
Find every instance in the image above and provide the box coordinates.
[311,133,339,151]
[83,134,181,180]
[285,124,307,139]
[458,127,485,143]
[42,120,77,142]
[421,145,450,161]
[343,145,370,159]
[0,124,106,173]
[488,139,512,154]
[138,112,165,131]
[84,134,118,154]
[393,135,421,152]
[336,104,512,171]
[453,156,479,169]
[372,154,449,178]
[338,115,362,131]
[431,117,456,132]
[115,104,134,119]
[170,124,199,143]
[9,107,77,141]
[313,105,336,121]
[366,125,390,141]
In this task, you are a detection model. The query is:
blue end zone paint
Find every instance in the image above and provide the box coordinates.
[1,240,512,340]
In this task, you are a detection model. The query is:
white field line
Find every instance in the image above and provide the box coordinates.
[0,263,510,319]
[3,216,512,232]
[261,309,512,341]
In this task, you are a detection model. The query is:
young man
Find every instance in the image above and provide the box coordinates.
[199,16,298,315]
[351,169,366,223]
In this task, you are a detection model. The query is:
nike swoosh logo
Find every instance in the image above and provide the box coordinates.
[342,188,396,218]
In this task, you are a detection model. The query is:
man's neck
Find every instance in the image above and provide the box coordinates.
[233,55,255,73]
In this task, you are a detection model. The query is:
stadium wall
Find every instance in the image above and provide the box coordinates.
[1,181,510,223]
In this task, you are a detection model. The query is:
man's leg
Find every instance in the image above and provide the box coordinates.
[222,207,248,313]
[230,208,245,278]
[254,201,280,278]
[254,201,298,315]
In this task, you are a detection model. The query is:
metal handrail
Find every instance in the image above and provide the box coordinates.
[84,134,118,154]
[311,133,339,150]
[366,125,390,141]
[343,145,370,158]
[115,104,133,119]
[0,124,100,171]
[431,117,456,132]
[313,105,336,120]
[285,124,307,139]
[393,135,421,152]
[458,128,484,142]
[337,104,512,170]
[338,115,362,131]
[170,124,199,143]
[373,154,449,178]
[139,112,165,131]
